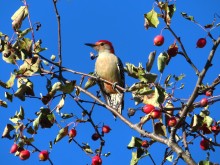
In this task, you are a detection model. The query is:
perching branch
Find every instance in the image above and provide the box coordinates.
[76,86,197,164]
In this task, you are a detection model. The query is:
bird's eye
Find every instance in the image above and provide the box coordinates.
[100,43,105,46]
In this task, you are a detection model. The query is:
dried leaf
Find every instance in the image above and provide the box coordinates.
[181,12,195,22]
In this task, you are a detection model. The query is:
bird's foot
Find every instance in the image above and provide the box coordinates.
[112,82,118,90]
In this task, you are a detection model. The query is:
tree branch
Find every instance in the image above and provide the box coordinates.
[170,36,220,142]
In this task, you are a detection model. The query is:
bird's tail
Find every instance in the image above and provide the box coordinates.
[102,93,124,116]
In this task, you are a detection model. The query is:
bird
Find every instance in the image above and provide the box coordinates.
[85,40,125,115]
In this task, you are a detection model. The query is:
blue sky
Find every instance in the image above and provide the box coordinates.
[1,0,220,164]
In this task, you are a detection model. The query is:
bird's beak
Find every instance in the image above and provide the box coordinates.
[85,43,96,47]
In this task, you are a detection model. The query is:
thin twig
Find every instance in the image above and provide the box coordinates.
[52,0,62,78]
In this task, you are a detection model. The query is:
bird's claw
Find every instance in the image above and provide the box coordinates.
[112,82,118,90]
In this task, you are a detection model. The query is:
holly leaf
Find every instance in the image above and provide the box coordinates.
[144,9,159,29]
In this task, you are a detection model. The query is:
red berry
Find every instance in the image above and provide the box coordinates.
[200,98,208,107]
[92,133,100,141]
[196,38,206,48]
[92,155,102,165]
[39,150,49,161]
[151,110,161,119]
[211,125,220,135]
[19,150,30,160]
[200,139,209,150]
[167,117,177,127]
[10,143,18,153]
[205,90,212,97]
[167,44,178,57]
[69,129,77,138]
[141,140,149,148]
[102,125,111,133]
[142,104,155,114]
[154,35,164,46]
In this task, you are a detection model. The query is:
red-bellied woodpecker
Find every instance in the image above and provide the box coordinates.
[85,40,125,115]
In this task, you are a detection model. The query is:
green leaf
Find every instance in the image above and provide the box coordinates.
[204,116,213,127]
[11,6,28,31]
[190,114,203,132]
[17,28,32,38]
[164,74,172,86]
[146,51,156,72]
[61,113,74,119]
[130,149,149,165]
[14,78,35,101]
[173,74,185,81]
[154,122,167,137]
[181,12,195,22]
[33,39,47,53]
[5,92,13,102]
[26,126,35,135]
[84,73,97,90]
[127,136,142,149]
[0,100,7,108]
[155,85,165,105]
[2,124,14,139]
[82,143,93,154]
[198,160,214,165]
[54,126,69,144]
[19,55,40,76]
[60,80,76,93]
[18,106,25,120]
[6,73,16,89]
[132,93,143,105]
[124,63,139,79]
[157,52,168,73]
[144,9,159,29]
[56,96,65,113]
[33,113,42,132]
